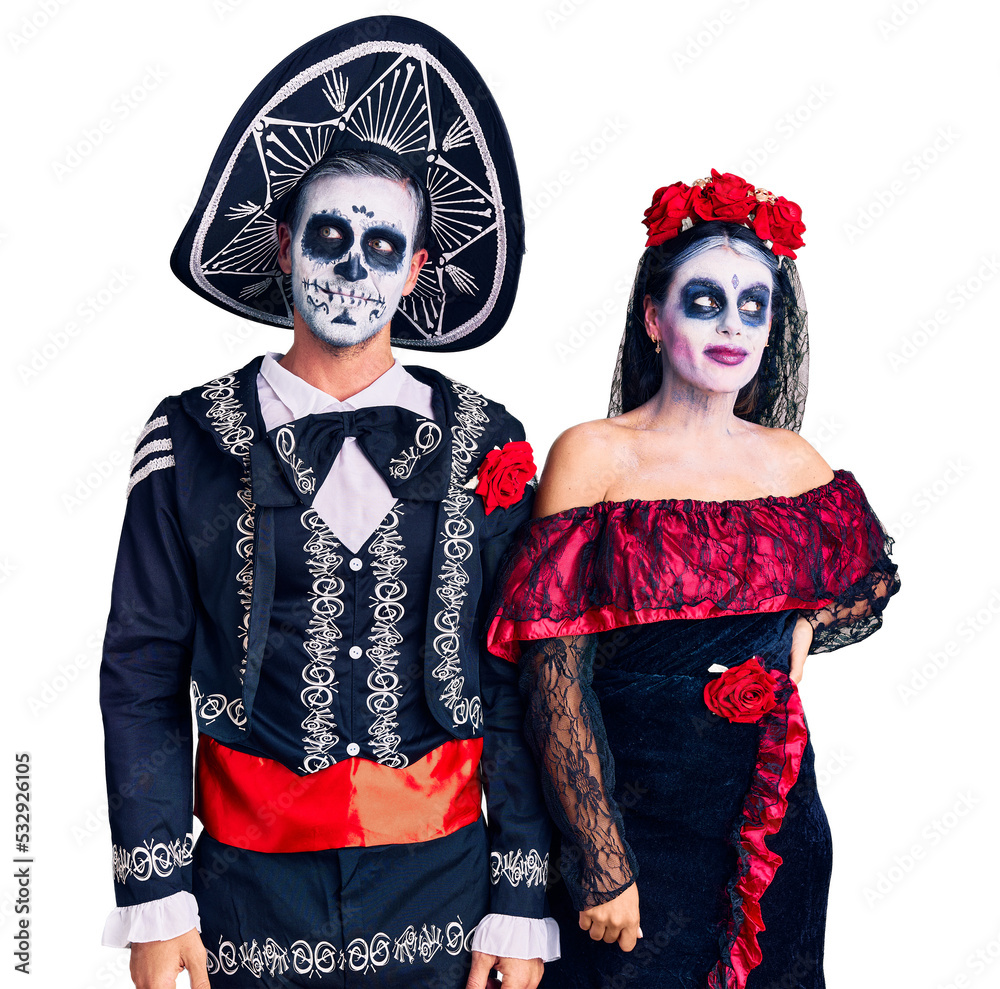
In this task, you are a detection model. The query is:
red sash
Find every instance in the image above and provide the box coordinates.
[195,736,483,852]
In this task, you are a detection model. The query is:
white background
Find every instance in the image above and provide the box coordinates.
[2,0,997,986]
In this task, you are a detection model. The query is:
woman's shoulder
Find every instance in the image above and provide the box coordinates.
[534,418,629,517]
[752,424,835,496]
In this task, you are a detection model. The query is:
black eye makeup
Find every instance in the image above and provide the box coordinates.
[681,280,726,318]
[301,213,352,262]
[737,285,770,326]
[362,227,407,270]
[678,278,770,326]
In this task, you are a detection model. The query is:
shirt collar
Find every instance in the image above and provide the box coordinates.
[260,350,417,415]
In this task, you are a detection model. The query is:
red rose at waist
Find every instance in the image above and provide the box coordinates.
[704,656,778,724]
[475,441,536,515]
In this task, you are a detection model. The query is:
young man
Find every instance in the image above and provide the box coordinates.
[100,19,557,989]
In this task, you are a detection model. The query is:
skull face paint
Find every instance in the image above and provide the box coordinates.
[646,246,773,395]
[286,172,420,347]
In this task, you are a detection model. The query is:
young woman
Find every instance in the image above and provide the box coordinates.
[488,171,899,988]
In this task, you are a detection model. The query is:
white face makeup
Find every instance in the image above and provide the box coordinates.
[648,246,773,396]
[285,172,420,348]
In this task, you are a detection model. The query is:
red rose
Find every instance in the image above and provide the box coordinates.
[475,440,536,515]
[694,169,757,223]
[643,182,701,247]
[703,656,778,724]
[752,195,806,259]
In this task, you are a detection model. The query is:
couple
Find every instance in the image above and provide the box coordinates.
[99,18,898,989]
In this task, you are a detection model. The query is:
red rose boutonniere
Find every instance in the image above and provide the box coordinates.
[475,440,536,515]
[704,656,779,724]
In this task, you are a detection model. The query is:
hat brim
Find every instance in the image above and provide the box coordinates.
[171,17,523,352]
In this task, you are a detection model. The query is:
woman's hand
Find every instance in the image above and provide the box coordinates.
[578,883,641,952]
[789,616,814,683]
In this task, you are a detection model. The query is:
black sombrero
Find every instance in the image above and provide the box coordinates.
[171,17,523,352]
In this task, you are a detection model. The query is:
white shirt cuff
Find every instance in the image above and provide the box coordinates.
[471,913,561,962]
[101,891,201,948]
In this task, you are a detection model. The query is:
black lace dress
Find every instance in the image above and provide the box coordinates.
[488,471,899,988]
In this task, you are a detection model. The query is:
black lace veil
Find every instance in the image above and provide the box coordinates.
[608,221,810,430]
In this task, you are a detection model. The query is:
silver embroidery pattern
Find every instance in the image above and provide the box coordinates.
[201,374,253,457]
[126,455,175,497]
[112,833,194,885]
[389,419,443,482]
[135,414,168,445]
[192,678,246,728]
[129,438,173,472]
[273,424,316,496]
[206,916,476,978]
[201,374,256,678]
[431,381,488,729]
[127,414,174,497]
[490,848,550,888]
[365,507,408,768]
[299,509,344,773]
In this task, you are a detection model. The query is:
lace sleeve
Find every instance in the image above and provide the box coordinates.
[518,635,637,911]
[803,551,900,653]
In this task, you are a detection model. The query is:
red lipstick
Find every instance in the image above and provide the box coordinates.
[704,346,748,366]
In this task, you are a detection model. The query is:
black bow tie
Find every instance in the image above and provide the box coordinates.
[265,406,449,503]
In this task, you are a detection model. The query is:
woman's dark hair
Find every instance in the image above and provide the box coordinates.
[279,148,430,254]
[609,220,809,430]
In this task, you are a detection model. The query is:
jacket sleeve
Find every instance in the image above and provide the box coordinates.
[474,436,555,925]
[100,401,198,916]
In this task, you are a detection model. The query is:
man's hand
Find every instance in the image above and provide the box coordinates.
[578,883,641,952]
[789,616,814,683]
[130,928,210,989]
[466,950,543,989]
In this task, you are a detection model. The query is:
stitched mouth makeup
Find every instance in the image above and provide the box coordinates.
[302,280,385,306]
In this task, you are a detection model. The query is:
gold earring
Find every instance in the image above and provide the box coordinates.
[655,339,661,354]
